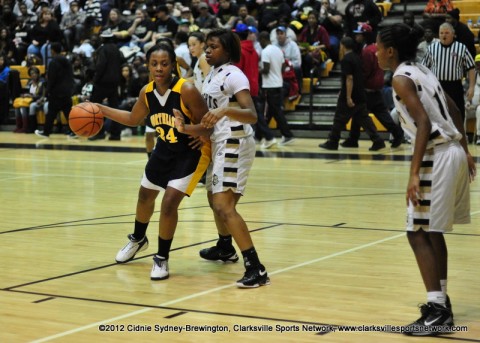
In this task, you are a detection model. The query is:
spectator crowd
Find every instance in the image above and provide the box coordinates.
[0,0,478,143]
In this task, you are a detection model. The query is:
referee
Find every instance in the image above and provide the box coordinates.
[421,22,475,123]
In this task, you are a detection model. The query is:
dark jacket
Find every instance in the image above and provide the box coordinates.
[93,42,124,87]
[47,55,74,98]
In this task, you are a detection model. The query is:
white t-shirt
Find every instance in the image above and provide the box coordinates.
[174,43,192,77]
[261,44,284,88]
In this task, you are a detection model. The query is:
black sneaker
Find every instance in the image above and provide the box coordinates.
[236,264,271,288]
[319,140,338,150]
[391,135,404,148]
[369,140,386,151]
[88,133,106,141]
[446,295,453,318]
[199,245,239,262]
[404,302,453,336]
[340,138,359,148]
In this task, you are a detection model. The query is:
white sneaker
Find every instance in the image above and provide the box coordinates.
[261,138,277,149]
[115,234,149,263]
[35,130,49,138]
[476,139,480,146]
[121,128,132,137]
[151,255,169,280]
[279,136,296,146]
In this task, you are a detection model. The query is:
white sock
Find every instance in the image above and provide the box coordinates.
[427,291,446,306]
[440,279,447,296]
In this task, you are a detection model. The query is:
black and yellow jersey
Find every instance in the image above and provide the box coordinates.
[144,77,195,152]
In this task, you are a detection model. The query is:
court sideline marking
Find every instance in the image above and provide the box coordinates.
[31,233,404,343]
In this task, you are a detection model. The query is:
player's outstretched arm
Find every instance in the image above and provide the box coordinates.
[95,86,149,127]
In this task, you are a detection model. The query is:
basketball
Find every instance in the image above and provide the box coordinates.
[69,102,104,137]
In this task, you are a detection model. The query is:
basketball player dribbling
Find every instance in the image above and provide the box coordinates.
[94,43,212,280]
[376,23,476,335]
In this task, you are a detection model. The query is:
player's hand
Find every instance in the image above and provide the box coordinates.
[406,174,421,207]
[347,97,355,108]
[466,87,474,102]
[467,152,476,182]
[201,108,225,129]
[173,108,185,133]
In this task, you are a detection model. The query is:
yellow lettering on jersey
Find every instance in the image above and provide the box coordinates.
[151,112,179,143]
[150,112,176,128]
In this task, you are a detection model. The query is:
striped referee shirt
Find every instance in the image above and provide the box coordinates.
[421,41,475,81]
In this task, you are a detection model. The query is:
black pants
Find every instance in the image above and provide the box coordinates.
[440,80,465,122]
[91,84,121,138]
[328,101,381,143]
[258,87,293,139]
[43,96,72,136]
[253,95,275,141]
[0,82,9,124]
[349,90,404,141]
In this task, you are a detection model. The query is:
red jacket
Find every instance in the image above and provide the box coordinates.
[361,43,384,91]
[235,40,259,97]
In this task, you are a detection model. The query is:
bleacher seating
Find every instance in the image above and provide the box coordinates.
[346,114,388,132]
[454,1,479,15]
[377,2,392,16]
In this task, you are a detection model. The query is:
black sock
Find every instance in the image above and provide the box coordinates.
[217,234,233,249]
[157,236,173,260]
[132,220,149,240]
[242,247,260,269]
[147,152,152,159]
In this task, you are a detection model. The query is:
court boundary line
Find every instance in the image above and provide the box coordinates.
[28,233,405,343]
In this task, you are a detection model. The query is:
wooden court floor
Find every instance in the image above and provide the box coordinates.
[0,132,479,343]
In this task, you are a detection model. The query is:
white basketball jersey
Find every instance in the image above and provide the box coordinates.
[393,62,462,149]
[201,63,254,142]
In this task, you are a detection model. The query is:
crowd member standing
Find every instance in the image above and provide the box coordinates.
[274,25,302,94]
[110,44,211,280]
[234,24,276,149]
[342,23,404,148]
[319,36,385,151]
[445,9,476,65]
[88,29,124,141]
[193,28,270,288]
[35,42,74,138]
[258,31,295,146]
[376,23,475,335]
[421,22,475,124]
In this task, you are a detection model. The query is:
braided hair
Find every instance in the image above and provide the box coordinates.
[378,23,424,63]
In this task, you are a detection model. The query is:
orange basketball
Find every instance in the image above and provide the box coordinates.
[69,102,104,137]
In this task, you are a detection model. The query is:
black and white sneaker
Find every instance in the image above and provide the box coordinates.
[199,245,239,263]
[404,302,454,336]
[236,265,271,288]
[151,255,169,280]
[115,234,149,263]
